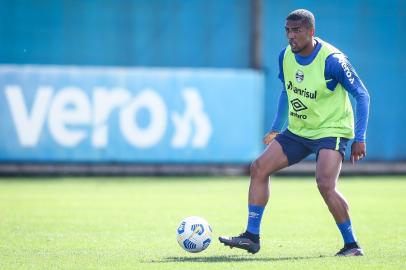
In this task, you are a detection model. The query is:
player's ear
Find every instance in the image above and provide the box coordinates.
[309,27,315,37]
[306,28,314,41]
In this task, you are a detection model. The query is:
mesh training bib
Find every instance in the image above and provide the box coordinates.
[282,39,354,139]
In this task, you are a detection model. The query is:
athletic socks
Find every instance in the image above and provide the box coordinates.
[245,208,358,246]
[337,219,357,245]
[246,204,265,238]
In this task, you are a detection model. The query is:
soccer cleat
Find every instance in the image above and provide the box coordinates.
[335,243,364,256]
[218,233,260,254]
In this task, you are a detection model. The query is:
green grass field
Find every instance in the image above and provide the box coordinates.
[0,176,405,270]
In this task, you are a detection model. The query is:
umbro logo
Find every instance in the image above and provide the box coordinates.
[290,98,308,112]
[249,211,260,219]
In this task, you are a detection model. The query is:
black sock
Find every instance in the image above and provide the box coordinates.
[244,230,260,243]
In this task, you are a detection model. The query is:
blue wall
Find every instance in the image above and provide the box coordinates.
[0,0,405,161]
[0,0,251,67]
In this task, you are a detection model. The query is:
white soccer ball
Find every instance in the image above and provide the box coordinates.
[176,216,212,253]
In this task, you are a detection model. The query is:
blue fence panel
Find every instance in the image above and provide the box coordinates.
[0,65,264,163]
[0,0,251,68]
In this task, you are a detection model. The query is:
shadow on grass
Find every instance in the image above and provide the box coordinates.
[148,254,328,263]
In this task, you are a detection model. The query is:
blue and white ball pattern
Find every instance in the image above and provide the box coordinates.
[176,216,212,253]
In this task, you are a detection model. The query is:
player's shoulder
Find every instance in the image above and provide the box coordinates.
[327,53,348,65]
[279,47,287,59]
[317,38,343,54]
[317,38,350,66]
[278,47,287,69]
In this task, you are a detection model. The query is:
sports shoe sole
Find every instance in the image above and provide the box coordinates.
[218,237,260,254]
[336,248,365,256]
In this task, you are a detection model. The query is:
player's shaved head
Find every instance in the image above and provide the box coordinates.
[286,9,315,29]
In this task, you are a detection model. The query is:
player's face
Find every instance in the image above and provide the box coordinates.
[285,20,314,54]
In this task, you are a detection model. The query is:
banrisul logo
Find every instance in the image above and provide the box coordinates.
[287,81,317,100]
[295,70,304,83]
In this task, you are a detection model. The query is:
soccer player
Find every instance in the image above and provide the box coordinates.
[219,9,370,256]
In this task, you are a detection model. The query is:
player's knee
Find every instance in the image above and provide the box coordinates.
[250,159,268,180]
[316,178,335,196]
[250,160,260,178]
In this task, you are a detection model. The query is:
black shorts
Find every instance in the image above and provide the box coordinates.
[274,129,350,166]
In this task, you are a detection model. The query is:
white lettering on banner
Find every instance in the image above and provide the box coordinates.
[171,88,212,148]
[92,87,131,148]
[4,85,212,149]
[120,89,167,148]
[48,87,92,147]
[5,85,53,147]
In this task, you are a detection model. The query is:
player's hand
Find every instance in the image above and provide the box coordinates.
[263,131,279,145]
[350,141,366,164]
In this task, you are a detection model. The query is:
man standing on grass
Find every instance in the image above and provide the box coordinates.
[219,9,370,256]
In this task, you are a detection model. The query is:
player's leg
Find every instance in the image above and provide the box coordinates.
[219,140,289,253]
[316,149,349,223]
[219,130,311,254]
[248,139,289,206]
[316,149,364,256]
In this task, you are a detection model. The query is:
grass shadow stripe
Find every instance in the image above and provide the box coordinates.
[147,254,328,263]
